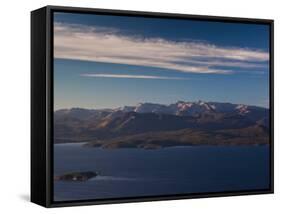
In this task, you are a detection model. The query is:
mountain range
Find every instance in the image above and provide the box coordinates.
[54,101,270,148]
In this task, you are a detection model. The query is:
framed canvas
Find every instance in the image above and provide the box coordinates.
[31,5,274,207]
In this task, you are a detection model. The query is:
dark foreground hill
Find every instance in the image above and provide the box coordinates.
[84,125,269,149]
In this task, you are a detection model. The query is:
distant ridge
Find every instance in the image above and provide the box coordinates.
[56,100,268,116]
[54,101,269,147]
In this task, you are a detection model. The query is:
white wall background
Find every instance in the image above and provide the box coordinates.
[0,0,279,212]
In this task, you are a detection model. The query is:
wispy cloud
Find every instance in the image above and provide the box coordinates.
[81,73,188,80]
[54,22,269,74]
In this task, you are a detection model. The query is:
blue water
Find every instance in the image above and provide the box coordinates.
[54,144,270,201]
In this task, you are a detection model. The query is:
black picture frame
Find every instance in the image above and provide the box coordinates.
[31,5,274,208]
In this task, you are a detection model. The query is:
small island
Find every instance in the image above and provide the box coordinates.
[54,171,98,182]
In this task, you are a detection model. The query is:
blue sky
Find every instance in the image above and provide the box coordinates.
[53,12,270,110]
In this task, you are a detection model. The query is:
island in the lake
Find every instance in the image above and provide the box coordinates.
[54,171,98,181]
[54,101,270,149]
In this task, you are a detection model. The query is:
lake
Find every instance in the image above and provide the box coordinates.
[54,143,270,201]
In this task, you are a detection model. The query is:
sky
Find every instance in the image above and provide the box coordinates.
[53,12,270,110]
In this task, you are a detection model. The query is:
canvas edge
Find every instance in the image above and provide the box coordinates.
[31,7,48,207]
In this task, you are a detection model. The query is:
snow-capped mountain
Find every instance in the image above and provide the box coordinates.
[54,101,269,144]
[54,101,269,146]
[112,101,266,116]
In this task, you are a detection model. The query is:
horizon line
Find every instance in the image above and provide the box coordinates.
[54,100,269,111]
